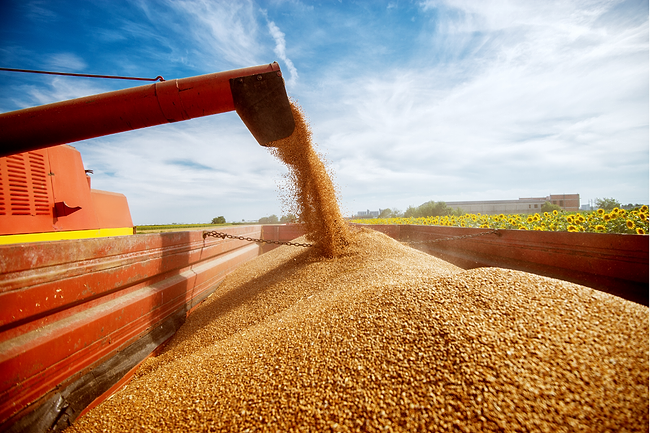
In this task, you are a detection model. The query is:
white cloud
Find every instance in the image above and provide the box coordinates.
[45,52,87,72]
[267,20,299,87]
[3,76,111,110]
[77,112,289,224]
[303,0,648,212]
[166,0,263,68]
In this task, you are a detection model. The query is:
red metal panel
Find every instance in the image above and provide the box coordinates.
[90,190,133,229]
[47,145,97,230]
[261,224,307,253]
[0,145,133,236]
[0,225,264,426]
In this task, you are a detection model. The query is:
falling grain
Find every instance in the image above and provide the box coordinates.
[268,100,349,258]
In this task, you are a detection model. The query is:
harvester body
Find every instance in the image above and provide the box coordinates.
[0,62,295,242]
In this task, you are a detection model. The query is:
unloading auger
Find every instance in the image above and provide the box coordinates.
[0,62,295,156]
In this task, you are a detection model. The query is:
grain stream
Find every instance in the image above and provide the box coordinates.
[268,101,349,258]
[67,229,648,432]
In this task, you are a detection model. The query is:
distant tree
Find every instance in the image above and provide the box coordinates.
[622,203,646,210]
[404,201,452,218]
[280,214,297,223]
[541,201,562,213]
[403,205,417,218]
[595,198,621,210]
[259,214,279,224]
[450,207,465,216]
[211,216,226,224]
[378,207,403,218]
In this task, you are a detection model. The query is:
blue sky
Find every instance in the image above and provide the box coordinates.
[1,0,648,224]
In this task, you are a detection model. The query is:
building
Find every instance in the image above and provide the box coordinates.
[357,209,380,218]
[445,194,580,215]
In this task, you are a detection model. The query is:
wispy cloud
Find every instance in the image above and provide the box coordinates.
[308,0,648,212]
[267,20,299,87]
[78,112,287,223]
[2,76,111,110]
[44,52,87,72]
[166,0,263,68]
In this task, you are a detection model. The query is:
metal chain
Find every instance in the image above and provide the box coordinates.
[403,230,500,245]
[204,229,498,248]
[202,231,313,247]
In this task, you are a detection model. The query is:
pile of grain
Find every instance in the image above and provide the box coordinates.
[268,101,349,258]
[67,229,648,432]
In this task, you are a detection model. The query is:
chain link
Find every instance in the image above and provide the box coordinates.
[202,231,313,248]
[403,230,500,245]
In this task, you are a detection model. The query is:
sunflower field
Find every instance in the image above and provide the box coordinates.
[351,206,649,235]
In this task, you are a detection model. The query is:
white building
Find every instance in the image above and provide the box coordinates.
[356,209,380,218]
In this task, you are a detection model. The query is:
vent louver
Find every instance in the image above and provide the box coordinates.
[0,152,52,217]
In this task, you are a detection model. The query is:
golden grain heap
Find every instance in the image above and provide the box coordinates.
[66,103,648,433]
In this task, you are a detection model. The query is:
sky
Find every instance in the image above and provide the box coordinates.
[0,0,648,224]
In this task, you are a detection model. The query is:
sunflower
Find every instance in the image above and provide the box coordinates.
[527,216,534,223]
[553,210,558,216]
[626,220,635,229]
[518,226,527,230]
[595,225,606,232]
[603,214,611,221]
[567,225,578,232]
[636,228,646,235]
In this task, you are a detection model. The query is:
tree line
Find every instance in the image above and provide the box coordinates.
[210,198,644,225]
[353,197,644,220]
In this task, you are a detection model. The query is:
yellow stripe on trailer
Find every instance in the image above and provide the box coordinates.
[0,227,134,245]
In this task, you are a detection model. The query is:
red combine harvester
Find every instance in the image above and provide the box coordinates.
[0,63,307,433]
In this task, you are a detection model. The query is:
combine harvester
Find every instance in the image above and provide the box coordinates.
[0,63,305,433]
[0,63,647,433]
